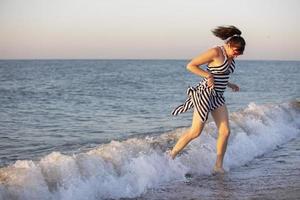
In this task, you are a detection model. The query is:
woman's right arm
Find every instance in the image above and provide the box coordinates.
[186,47,219,78]
[186,48,219,88]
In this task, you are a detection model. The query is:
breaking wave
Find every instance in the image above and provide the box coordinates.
[0,101,299,200]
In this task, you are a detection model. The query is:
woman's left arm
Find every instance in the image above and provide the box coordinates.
[227,82,240,92]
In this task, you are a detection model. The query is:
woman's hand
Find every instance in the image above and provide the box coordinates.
[228,82,239,92]
[207,74,215,88]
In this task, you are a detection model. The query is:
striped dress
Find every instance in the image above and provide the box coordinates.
[172,46,235,122]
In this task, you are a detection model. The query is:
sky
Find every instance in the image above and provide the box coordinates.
[0,0,299,60]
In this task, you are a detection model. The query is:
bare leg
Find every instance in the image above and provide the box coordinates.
[211,104,230,173]
[170,109,205,159]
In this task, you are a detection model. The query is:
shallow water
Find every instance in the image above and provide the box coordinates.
[0,101,299,200]
[135,136,300,200]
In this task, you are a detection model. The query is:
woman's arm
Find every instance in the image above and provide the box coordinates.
[186,48,219,88]
[227,81,240,92]
[186,48,219,78]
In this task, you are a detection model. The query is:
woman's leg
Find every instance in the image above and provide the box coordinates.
[211,104,230,172]
[170,109,205,159]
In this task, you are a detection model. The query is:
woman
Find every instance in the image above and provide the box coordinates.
[170,25,246,174]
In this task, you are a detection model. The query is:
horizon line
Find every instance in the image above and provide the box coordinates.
[0,58,300,62]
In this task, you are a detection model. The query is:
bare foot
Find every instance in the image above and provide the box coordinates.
[165,149,175,159]
[212,166,225,175]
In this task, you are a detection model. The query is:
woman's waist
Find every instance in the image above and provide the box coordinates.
[194,80,226,96]
[202,76,229,85]
[208,73,230,79]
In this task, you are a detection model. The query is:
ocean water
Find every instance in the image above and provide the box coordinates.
[0,60,299,200]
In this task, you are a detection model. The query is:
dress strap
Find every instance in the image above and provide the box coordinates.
[219,46,227,60]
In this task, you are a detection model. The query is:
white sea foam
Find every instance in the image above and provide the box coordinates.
[0,101,299,200]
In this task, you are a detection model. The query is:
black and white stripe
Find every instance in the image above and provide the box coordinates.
[172,46,235,122]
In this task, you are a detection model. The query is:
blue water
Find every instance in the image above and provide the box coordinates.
[0,60,299,200]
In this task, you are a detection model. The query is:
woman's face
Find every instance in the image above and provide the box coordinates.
[228,44,243,58]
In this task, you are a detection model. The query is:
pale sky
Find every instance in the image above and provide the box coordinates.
[0,0,299,60]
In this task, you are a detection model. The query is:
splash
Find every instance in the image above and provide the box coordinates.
[0,101,299,200]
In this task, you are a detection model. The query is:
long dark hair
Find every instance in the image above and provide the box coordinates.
[212,25,246,54]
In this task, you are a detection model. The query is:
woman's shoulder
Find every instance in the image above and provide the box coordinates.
[207,46,227,68]
[205,46,222,57]
[211,45,223,55]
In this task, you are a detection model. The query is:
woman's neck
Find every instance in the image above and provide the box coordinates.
[223,44,231,58]
[223,44,234,59]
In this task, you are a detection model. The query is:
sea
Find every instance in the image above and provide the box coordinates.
[0,59,299,200]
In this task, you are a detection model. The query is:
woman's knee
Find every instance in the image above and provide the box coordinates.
[188,127,201,139]
[219,127,230,138]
